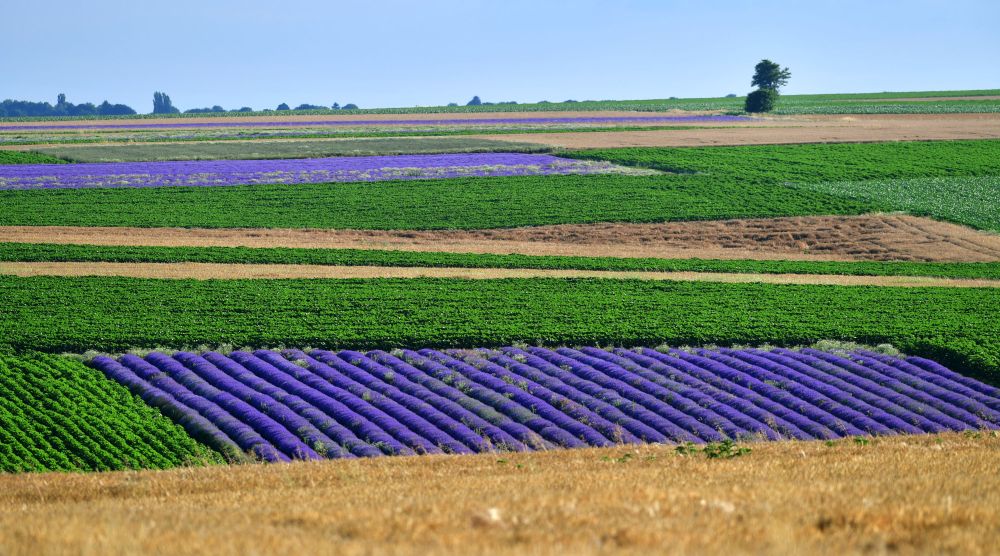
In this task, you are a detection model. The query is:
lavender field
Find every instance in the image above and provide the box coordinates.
[0,153,653,189]
[90,346,1000,462]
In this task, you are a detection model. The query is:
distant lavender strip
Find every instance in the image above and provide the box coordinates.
[0,153,645,190]
[1,114,747,132]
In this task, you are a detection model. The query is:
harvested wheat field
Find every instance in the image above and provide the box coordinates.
[483,114,1000,148]
[1,432,998,556]
[5,215,1000,262]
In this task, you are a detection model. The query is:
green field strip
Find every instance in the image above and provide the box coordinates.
[3,243,1000,280]
[2,275,998,385]
[0,352,223,472]
[0,151,66,164]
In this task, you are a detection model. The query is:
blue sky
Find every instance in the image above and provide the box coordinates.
[3,0,998,112]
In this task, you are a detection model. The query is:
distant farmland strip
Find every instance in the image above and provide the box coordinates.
[0,151,65,165]
[2,276,999,384]
[0,353,223,472]
[3,243,1000,279]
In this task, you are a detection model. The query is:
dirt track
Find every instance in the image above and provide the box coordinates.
[2,261,998,288]
[4,215,999,262]
[479,114,1000,148]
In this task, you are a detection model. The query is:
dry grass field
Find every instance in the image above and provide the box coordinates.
[1,432,998,556]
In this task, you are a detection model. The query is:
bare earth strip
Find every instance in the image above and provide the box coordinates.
[477,113,1000,148]
[4,215,1000,262]
[1,433,998,555]
[3,261,998,288]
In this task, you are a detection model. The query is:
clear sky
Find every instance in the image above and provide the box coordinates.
[3,0,998,112]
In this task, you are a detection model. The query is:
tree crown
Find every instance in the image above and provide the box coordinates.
[751,59,791,91]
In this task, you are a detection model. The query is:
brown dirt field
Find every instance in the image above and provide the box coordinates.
[4,215,1000,262]
[477,113,1000,148]
[2,261,998,288]
[1,432,998,556]
[0,110,720,129]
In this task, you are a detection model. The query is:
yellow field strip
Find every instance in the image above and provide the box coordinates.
[1,433,997,555]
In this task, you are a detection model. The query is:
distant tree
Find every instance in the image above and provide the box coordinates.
[750,59,791,92]
[447,102,458,107]
[97,101,137,115]
[744,88,777,113]
[152,91,179,114]
[57,93,67,106]
[294,103,325,110]
[537,100,550,104]
[342,103,358,110]
[466,96,482,106]
[231,107,253,112]
[744,59,790,113]
[331,102,340,110]
[563,99,578,103]
[276,103,290,110]
[725,93,738,98]
[211,105,224,112]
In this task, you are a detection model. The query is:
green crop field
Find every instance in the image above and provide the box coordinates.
[0,151,66,164]
[9,140,1000,231]
[795,176,1000,233]
[0,352,222,472]
[2,276,999,385]
[5,242,1000,280]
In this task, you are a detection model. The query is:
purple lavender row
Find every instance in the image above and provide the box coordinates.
[1,114,747,132]
[0,153,638,190]
[366,350,542,449]
[93,347,1000,463]
[297,350,471,454]
[421,349,613,446]
[89,356,244,460]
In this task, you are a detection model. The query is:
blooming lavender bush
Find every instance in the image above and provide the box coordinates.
[91,345,1000,462]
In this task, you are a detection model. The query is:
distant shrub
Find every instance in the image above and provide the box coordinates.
[745,89,777,113]
[725,93,738,98]
[294,104,325,110]
[447,103,458,107]
[276,103,290,111]
[342,103,359,110]
[466,96,482,106]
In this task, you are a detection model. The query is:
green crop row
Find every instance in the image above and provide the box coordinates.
[2,276,998,385]
[0,173,873,230]
[4,242,1000,280]
[0,151,66,165]
[0,352,222,472]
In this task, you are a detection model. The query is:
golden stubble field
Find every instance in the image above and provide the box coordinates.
[1,432,998,556]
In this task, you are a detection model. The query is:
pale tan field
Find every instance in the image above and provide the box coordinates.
[1,432,998,556]
[5,215,1000,262]
[479,113,1000,148]
[3,261,1000,288]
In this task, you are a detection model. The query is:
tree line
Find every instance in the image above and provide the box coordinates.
[0,94,136,117]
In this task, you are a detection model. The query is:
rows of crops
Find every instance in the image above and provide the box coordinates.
[4,243,1000,280]
[0,353,221,472]
[4,276,1000,383]
[4,139,996,230]
[88,346,1000,461]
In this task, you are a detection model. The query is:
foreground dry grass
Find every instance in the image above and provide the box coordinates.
[1,433,998,555]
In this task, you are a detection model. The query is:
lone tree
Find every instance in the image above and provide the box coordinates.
[466,95,482,106]
[745,59,790,113]
[152,91,179,114]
